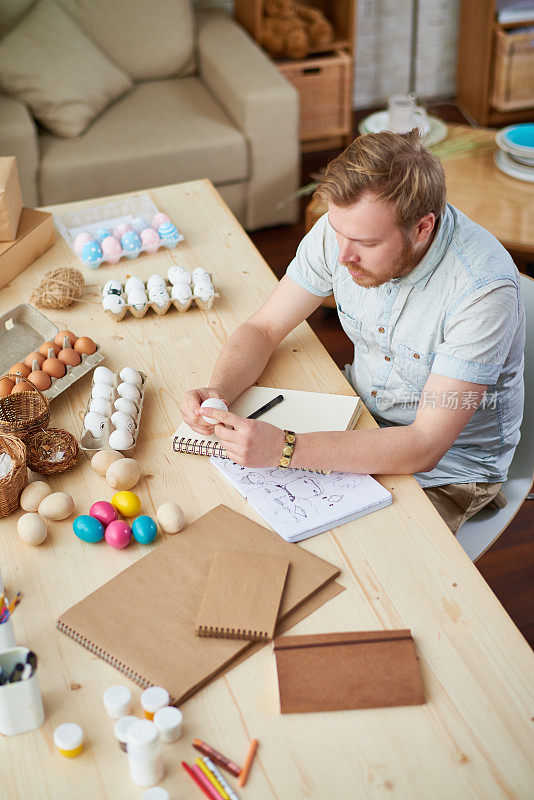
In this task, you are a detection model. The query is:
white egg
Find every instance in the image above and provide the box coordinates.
[117,382,140,402]
[84,411,106,437]
[102,294,126,314]
[127,290,148,310]
[119,367,142,386]
[147,273,166,290]
[195,283,215,301]
[93,366,115,385]
[168,266,191,285]
[171,283,192,303]
[125,276,145,294]
[92,382,113,400]
[192,268,210,282]
[111,410,136,432]
[108,428,134,451]
[200,397,228,424]
[102,279,123,297]
[149,289,170,307]
[89,396,111,416]
[114,397,138,416]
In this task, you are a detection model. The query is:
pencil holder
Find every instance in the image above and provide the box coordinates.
[0,646,45,735]
[0,617,16,652]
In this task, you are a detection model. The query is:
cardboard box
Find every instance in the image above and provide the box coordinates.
[0,157,23,241]
[0,208,55,290]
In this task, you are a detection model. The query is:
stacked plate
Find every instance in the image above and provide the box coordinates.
[495,124,534,183]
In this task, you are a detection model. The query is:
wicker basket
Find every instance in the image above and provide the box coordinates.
[25,428,79,475]
[278,50,352,141]
[492,28,534,111]
[0,433,27,516]
[0,375,50,439]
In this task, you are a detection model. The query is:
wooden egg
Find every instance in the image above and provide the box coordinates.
[58,348,82,367]
[156,502,185,534]
[28,370,52,391]
[25,352,46,369]
[38,492,74,520]
[90,449,124,476]
[74,337,96,355]
[0,377,14,397]
[20,481,52,512]
[39,341,61,357]
[105,457,141,490]
[11,381,35,394]
[42,357,66,378]
[54,330,77,347]
[17,512,47,545]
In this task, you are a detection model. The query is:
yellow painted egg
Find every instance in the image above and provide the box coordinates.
[110,491,141,518]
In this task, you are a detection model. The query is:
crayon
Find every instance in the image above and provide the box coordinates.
[202,756,240,800]
[192,739,241,777]
[238,738,258,787]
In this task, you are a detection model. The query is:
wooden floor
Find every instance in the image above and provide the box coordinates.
[250,102,534,649]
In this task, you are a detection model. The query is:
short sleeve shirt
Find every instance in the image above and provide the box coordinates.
[286,204,525,487]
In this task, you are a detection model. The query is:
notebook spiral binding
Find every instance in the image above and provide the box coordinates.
[174,437,227,457]
[56,621,177,704]
[197,625,269,642]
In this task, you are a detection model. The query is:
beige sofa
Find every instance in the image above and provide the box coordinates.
[0,0,299,230]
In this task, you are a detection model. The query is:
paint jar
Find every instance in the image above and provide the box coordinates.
[0,617,16,652]
[153,705,183,742]
[141,789,170,800]
[103,685,132,719]
[114,714,139,752]
[54,722,84,758]
[0,646,45,736]
[126,719,164,786]
[140,686,169,720]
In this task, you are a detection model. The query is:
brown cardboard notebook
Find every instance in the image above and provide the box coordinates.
[274,630,425,713]
[57,505,343,705]
[195,552,290,642]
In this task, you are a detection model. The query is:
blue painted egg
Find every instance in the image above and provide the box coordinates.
[73,514,104,543]
[121,230,142,259]
[158,222,179,248]
[81,240,103,269]
[132,515,157,545]
[131,217,148,233]
[96,228,112,243]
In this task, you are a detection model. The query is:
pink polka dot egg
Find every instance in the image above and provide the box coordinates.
[101,235,123,265]
[74,231,92,255]
[113,223,131,240]
[140,227,160,253]
[151,212,170,228]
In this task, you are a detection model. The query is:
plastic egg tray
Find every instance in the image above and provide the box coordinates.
[102,275,218,321]
[54,194,184,268]
[80,370,146,457]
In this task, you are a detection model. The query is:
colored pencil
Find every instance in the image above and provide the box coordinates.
[238,738,258,787]
[192,739,241,777]
[191,764,225,800]
[196,757,230,800]
[182,761,219,800]
[202,757,240,800]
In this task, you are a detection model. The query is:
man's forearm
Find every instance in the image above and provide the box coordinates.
[292,424,439,475]
[209,321,276,403]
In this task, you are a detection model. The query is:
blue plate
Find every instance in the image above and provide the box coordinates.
[503,124,534,151]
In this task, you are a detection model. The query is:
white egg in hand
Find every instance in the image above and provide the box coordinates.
[111,410,136,433]
[119,367,142,386]
[108,428,134,451]
[114,397,138,417]
[200,398,228,424]
[117,382,140,402]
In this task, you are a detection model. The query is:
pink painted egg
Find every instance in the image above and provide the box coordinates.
[90,501,118,527]
[101,236,123,265]
[113,223,131,240]
[105,520,132,549]
[151,213,170,228]
[140,227,160,254]
[74,232,92,255]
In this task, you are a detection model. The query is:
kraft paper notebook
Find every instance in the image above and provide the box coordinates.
[273,630,425,713]
[172,386,361,457]
[195,552,290,641]
[57,505,343,705]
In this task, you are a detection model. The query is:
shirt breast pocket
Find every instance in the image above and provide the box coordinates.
[397,343,435,392]
[337,305,369,354]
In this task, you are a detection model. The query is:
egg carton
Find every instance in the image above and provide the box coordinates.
[102,280,218,321]
[80,370,146,457]
[54,194,184,268]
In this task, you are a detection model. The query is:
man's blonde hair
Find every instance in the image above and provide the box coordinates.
[315,129,446,230]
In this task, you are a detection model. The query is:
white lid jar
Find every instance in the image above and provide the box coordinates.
[153,705,183,743]
[126,719,164,786]
[114,715,139,752]
[53,723,84,758]
[140,686,170,720]
[103,685,132,719]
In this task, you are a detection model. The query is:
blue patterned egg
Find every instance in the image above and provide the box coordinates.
[96,228,112,243]
[121,230,142,259]
[81,240,103,269]
[158,222,179,247]
[131,216,148,233]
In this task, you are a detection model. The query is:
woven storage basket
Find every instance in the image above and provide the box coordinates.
[0,433,27,516]
[25,428,79,475]
[492,28,534,111]
[0,375,50,439]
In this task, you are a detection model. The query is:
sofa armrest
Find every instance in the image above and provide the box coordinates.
[0,94,39,208]
[197,8,299,230]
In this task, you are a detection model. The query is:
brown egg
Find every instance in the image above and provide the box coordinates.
[54,330,77,348]
[11,380,35,394]
[73,336,96,355]
[0,377,14,397]
[58,348,81,367]
[25,352,45,369]
[28,370,52,390]
[10,362,30,379]
[39,341,61,357]
[42,357,66,378]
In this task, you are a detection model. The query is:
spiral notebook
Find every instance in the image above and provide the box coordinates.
[195,552,290,642]
[172,386,361,457]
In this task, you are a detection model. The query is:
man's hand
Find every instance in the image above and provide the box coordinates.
[206,408,286,467]
[180,387,227,435]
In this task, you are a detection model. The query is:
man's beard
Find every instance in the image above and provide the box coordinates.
[342,236,416,288]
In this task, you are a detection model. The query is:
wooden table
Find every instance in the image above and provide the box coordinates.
[1,180,533,799]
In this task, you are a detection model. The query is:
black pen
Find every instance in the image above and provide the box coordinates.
[247,394,284,420]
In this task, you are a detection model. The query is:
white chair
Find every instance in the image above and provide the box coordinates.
[457,273,534,561]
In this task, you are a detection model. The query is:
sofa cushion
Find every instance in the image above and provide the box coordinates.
[39,78,248,204]
[0,0,132,139]
[58,0,196,81]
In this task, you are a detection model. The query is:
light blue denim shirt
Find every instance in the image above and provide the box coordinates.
[286,204,525,487]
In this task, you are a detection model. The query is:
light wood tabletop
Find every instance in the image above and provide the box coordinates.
[1,180,533,799]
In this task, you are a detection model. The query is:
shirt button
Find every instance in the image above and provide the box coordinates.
[384,356,390,361]
[414,353,420,359]
[371,390,377,397]
[378,327,385,333]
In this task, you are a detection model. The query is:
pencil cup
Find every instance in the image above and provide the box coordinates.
[0,646,45,736]
[0,617,16,652]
